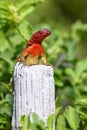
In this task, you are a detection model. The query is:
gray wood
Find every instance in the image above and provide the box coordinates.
[12,62,55,130]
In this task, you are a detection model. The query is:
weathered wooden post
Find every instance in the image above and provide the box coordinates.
[12,62,55,130]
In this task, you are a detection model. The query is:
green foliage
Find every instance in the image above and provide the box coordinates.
[56,115,66,130]
[18,113,45,130]
[18,109,62,130]
[47,107,62,130]
[0,0,44,130]
[19,115,30,130]
[43,21,87,130]
[17,20,33,41]
[64,106,80,130]
[0,0,87,130]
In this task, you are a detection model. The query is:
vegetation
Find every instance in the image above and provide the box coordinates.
[0,0,87,130]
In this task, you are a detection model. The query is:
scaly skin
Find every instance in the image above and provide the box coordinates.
[18,28,51,65]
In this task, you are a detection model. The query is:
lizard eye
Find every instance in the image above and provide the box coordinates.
[26,43,32,47]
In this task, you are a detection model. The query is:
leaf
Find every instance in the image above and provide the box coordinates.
[5,93,13,102]
[72,21,87,41]
[17,0,45,11]
[65,68,75,80]
[77,111,87,120]
[65,68,79,85]
[0,99,12,106]
[47,107,62,130]
[65,39,76,61]
[75,58,87,77]
[0,124,4,129]
[30,122,37,130]
[22,116,30,130]
[0,82,10,94]
[64,106,80,130]
[20,6,35,20]
[17,20,33,41]
[75,99,87,107]
[20,115,30,130]
[17,0,45,20]
[0,2,9,11]
[0,115,7,124]
[0,32,11,52]
[32,113,39,123]
[56,115,66,130]
[9,34,24,45]
[0,50,14,66]
[0,99,12,116]
[32,113,45,130]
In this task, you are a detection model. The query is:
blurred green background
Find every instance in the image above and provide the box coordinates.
[0,0,87,130]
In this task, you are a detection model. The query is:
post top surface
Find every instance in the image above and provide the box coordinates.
[15,62,53,69]
[15,62,54,76]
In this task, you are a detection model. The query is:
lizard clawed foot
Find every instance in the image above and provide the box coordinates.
[18,61,28,66]
[45,63,56,69]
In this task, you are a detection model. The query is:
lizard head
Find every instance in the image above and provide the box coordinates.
[29,28,51,44]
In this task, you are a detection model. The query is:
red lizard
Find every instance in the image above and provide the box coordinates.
[18,28,51,65]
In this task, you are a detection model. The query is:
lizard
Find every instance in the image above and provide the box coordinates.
[18,28,51,66]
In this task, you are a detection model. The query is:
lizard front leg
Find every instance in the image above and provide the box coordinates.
[42,54,51,65]
[41,54,47,65]
[41,54,55,68]
[18,48,29,65]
